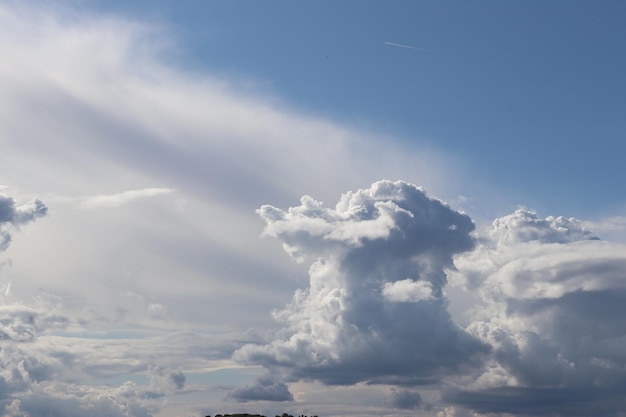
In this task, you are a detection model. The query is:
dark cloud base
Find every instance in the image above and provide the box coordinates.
[445,385,626,417]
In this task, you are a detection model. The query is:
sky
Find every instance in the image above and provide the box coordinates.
[0,1,625,417]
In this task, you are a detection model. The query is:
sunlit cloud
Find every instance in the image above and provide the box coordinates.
[80,188,175,209]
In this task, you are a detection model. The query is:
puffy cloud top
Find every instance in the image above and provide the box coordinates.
[258,180,475,262]
[491,208,597,245]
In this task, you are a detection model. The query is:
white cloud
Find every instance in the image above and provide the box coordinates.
[235,180,488,387]
[490,208,598,245]
[447,209,626,416]
[80,188,175,209]
[382,279,434,303]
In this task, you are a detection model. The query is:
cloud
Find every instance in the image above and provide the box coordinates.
[0,304,69,342]
[0,0,469,337]
[0,321,215,417]
[0,192,47,251]
[490,208,598,245]
[148,365,186,391]
[80,188,175,209]
[446,209,626,416]
[0,304,172,417]
[235,180,489,386]
[382,278,434,303]
[435,405,476,417]
[228,372,294,402]
[2,381,158,417]
[9,2,624,416]
[389,389,422,410]
[583,215,626,243]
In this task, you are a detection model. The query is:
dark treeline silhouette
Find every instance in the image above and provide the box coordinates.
[206,413,317,417]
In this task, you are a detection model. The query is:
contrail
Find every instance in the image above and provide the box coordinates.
[384,41,430,52]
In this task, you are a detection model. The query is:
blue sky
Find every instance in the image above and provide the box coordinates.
[88,0,626,217]
[1,2,626,417]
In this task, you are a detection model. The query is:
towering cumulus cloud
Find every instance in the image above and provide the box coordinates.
[235,180,488,393]
[446,209,626,416]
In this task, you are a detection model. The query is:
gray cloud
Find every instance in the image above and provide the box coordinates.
[0,298,222,417]
[235,181,489,386]
[148,365,186,392]
[448,209,626,416]
[0,305,69,342]
[389,388,422,410]
[0,307,162,417]
[2,381,157,417]
[443,385,626,417]
[0,193,47,251]
[228,372,294,402]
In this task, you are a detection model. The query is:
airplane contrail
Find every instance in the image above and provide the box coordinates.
[384,41,430,52]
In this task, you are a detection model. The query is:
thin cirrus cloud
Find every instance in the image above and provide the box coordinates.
[80,188,175,209]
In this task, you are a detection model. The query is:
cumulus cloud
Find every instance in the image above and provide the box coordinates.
[0,193,47,251]
[228,372,294,402]
[235,180,488,386]
[490,208,598,245]
[447,209,626,416]
[6,1,626,416]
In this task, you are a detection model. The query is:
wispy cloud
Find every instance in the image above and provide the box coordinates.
[80,188,175,209]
